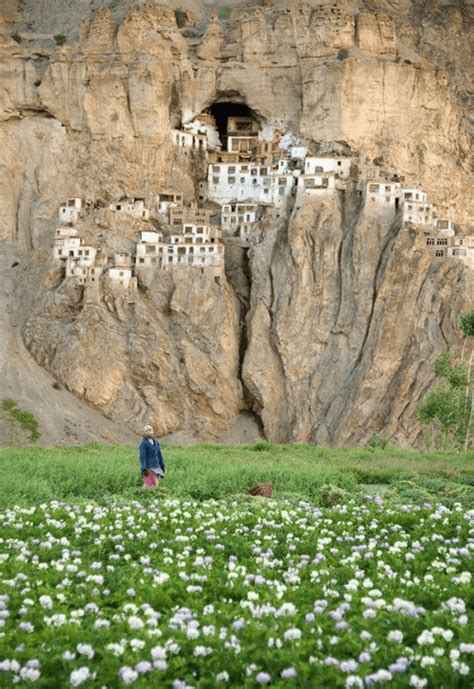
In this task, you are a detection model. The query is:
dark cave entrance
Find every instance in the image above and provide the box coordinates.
[204,101,259,149]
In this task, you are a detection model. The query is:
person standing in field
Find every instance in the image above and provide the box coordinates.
[139,425,165,488]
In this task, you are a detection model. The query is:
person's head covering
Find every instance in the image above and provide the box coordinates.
[143,424,153,433]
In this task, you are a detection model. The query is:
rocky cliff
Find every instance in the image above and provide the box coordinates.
[0,0,472,446]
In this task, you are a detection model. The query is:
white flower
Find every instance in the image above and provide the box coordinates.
[216,671,230,682]
[119,666,138,685]
[128,616,144,630]
[39,596,53,609]
[70,667,91,686]
[460,643,474,653]
[388,630,403,643]
[417,630,434,646]
[19,667,40,682]
[420,657,435,668]
[340,660,358,673]
[106,643,125,657]
[151,646,167,660]
[345,677,363,689]
[130,639,145,651]
[409,675,428,688]
[256,672,271,684]
[135,661,152,673]
[283,628,302,641]
[193,646,212,657]
[281,667,297,679]
[76,644,94,660]
[63,651,76,661]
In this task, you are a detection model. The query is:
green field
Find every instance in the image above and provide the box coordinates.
[0,443,473,687]
[0,441,472,508]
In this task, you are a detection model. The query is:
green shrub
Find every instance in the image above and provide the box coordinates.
[460,308,474,337]
[366,433,388,449]
[11,33,22,43]
[54,34,67,46]
[418,348,471,448]
[250,440,273,452]
[337,48,349,60]
[1,399,40,442]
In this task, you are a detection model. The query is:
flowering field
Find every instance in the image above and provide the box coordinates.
[0,496,472,688]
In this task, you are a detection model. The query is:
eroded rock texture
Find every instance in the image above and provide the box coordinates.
[0,0,472,445]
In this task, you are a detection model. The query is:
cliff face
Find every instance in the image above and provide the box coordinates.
[0,0,472,445]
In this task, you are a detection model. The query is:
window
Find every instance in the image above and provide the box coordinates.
[368,184,379,193]
[116,205,122,211]
[427,238,435,246]
[385,197,390,203]
[437,239,447,246]
[435,250,444,257]
[119,271,124,277]
[228,177,236,184]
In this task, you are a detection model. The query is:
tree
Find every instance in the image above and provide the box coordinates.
[418,310,473,450]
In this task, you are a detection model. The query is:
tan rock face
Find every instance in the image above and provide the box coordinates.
[1,0,472,445]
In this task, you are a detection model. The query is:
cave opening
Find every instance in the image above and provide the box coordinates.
[204,101,259,149]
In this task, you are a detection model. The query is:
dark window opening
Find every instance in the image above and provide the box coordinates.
[205,102,259,150]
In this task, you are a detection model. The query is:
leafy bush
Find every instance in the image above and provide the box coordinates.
[54,34,67,46]
[1,399,40,442]
[460,308,474,337]
[366,433,389,449]
[11,33,22,43]
[337,48,349,60]
[418,348,471,448]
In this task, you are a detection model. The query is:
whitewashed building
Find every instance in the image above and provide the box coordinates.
[304,157,352,179]
[109,197,150,220]
[290,146,308,161]
[436,219,455,236]
[156,192,183,218]
[59,198,82,224]
[171,128,207,151]
[53,232,81,260]
[364,180,402,209]
[447,235,474,269]
[113,251,132,267]
[221,203,258,233]
[76,245,96,266]
[66,258,105,285]
[108,267,135,288]
[136,231,164,267]
[183,116,221,150]
[207,162,295,206]
[402,188,434,229]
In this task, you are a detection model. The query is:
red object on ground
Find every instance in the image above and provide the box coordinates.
[142,470,158,488]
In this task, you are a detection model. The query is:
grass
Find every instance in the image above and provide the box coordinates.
[1,398,40,442]
[0,441,472,508]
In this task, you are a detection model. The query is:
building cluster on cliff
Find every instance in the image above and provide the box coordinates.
[52,110,472,289]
